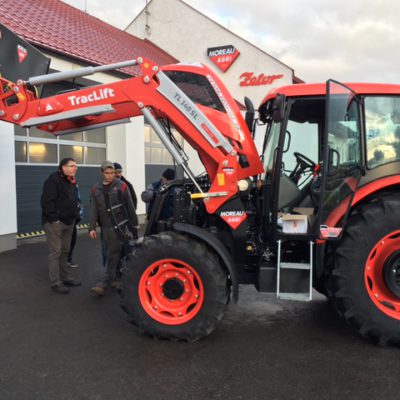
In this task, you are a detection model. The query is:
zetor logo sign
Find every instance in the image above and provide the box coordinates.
[239,72,284,87]
[207,45,240,72]
[68,88,115,106]
[220,211,247,230]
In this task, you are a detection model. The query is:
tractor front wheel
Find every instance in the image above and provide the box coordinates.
[120,232,229,341]
[327,196,400,345]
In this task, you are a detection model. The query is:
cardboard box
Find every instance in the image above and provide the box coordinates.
[282,214,308,234]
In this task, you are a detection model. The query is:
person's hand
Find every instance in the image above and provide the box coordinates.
[89,230,97,239]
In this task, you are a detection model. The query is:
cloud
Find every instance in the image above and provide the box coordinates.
[186,0,400,82]
[62,0,400,83]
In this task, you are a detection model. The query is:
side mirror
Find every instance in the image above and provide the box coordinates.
[244,96,255,132]
[272,94,286,122]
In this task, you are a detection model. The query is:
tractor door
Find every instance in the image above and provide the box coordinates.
[318,80,363,239]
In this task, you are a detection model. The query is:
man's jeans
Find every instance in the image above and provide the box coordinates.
[43,221,74,284]
[98,227,122,287]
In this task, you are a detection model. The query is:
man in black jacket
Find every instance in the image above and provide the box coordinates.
[41,158,82,294]
[113,162,137,210]
[141,168,175,220]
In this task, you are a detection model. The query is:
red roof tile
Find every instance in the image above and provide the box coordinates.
[0,0,178,76]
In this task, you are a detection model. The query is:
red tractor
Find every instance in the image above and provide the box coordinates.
[2,34,400,345]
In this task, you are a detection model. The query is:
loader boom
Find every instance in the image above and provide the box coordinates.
[0,57,264,213]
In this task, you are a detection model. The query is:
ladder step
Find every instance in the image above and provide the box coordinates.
[278,292,312,301]
[280,262,311,270]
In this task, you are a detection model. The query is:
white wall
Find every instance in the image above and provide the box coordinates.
[126,0,294,108]
[106,117,146,216]
[0,121,17,242]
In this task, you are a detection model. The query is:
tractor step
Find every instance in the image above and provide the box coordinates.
[276,240,313,302]
[280,262,311,270]
[277,292,312,301]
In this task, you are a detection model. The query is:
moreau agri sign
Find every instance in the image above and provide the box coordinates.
[207,45,240,72]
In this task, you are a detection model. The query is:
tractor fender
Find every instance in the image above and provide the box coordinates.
[172,222,239,302]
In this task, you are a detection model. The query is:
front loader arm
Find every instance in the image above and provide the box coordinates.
[0,57,264,213]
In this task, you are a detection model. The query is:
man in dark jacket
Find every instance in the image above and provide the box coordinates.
[113,162,137,210]
[141,168,175,220]
[41,157,82,294]
[89,160,138,296]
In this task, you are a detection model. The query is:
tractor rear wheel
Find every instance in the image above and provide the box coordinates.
[119,232,229,341]
[327,195,400,345]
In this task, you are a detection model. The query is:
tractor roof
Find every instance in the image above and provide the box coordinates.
[260,82,400,107]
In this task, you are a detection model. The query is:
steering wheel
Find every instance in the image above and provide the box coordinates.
[293,152,316,170]
[289,152,316,184]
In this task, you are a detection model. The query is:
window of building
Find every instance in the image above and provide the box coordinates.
[14,126,106,165]
[144,124,183,165]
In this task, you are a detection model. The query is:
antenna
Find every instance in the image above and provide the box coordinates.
[145,0,151,36]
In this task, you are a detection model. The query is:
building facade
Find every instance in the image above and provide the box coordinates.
[126,0,301,151]
[126,0,301,107]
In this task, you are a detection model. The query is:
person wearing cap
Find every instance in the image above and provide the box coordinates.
[141,168,176,220]
[41,157,82,294]
[88,160,138,296]
[113,162,137,210]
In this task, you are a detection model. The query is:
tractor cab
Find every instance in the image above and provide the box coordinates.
[259,81,364,242]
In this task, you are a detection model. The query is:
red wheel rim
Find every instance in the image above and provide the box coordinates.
[139,259,204,325]
[365,230,400,319]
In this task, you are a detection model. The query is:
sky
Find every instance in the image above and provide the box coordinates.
[63,0,400,83]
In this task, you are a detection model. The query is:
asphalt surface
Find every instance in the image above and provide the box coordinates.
[0,232,399,400]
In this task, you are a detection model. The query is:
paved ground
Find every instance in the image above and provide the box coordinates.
[0,232,399,400]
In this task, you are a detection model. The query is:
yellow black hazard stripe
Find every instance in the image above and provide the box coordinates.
[16,223,89,239]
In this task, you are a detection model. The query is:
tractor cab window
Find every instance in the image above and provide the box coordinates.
[263,121,281,171]
[163,71,225,113]
[277,98,323,210]
[365,96,400,168]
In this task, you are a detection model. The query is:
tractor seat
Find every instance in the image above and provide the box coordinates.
[278,174,313,209]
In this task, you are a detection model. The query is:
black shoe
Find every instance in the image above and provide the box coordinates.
[62,279,82,287]
[51,282,70,294]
